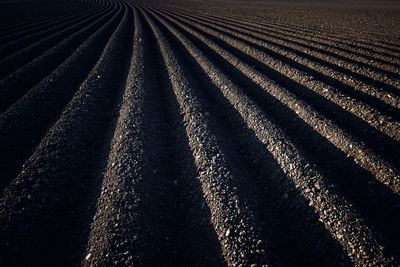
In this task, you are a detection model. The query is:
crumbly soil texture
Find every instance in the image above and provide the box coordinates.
[1,0,400,266]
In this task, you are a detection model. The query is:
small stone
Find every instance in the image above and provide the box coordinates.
[86,253,91,260]
[225,229,230,237]
[97,75,101,78]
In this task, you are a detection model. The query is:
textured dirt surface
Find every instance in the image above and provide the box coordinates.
[1,0,400,266]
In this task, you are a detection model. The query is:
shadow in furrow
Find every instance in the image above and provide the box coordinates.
[243,26,400,80]
[161,11,400,119]
[178,11,400,75]
[130,9,225,266]
[199,14,400,60]
[214,15,400,69]
[0,8,109,79]
[242,30,400,94]
[173,12,400,98]
[150,11,352,266]
[0,6,119,114]
[163,18,400,257]
[0,6,121,193]
[167,17,400,169]
[0,6,133,266]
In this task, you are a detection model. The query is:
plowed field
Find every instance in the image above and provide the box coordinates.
[1,0,400,266]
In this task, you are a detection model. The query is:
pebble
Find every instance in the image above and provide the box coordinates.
[85,253,91,260]
[226,229,230,237]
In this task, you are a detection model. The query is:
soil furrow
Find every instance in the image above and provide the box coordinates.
[142,7,281,266]
[193,12,400,76]
[0,8,109,79]
[203,11,397,69]
[0,4,132,266]
[84,7,225,266]
[200,12,400,66]
[223,13,400,59]
[152,9,400,194]
[0,0,105,32]
[243,16,400,53]
[1,1,399,266]
[0,5,108,54]
[159,8,400,70]
[158,9,400,162]
[0,5,120,114]
[147,8,398,266]
[150,8,400,259]
[163,10,400,102]
[0,12,83,39]
[146,9,354,267]
[157,6,400,58]
[159,8,400,115]
[0,3,123,193]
